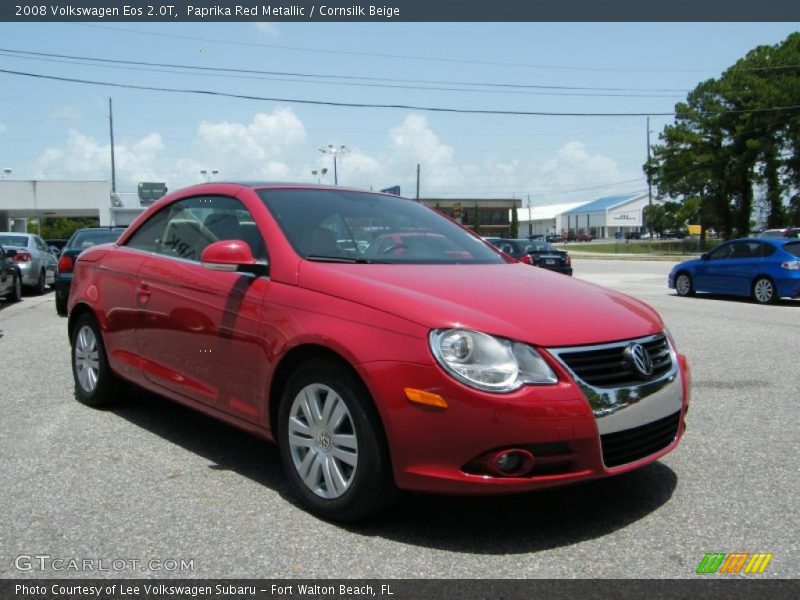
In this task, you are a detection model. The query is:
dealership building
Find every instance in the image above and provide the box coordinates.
[0,179,158,232]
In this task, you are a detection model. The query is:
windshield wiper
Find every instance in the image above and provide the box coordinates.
[305,255,387,264]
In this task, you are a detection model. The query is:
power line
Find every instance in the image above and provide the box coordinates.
[78,24,800,74]
[0,47,691,94]
[3,67,799,118]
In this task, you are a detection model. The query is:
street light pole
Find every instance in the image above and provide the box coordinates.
[319,145,348,185]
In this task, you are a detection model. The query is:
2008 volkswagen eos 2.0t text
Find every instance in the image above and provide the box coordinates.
[68,183,690,521]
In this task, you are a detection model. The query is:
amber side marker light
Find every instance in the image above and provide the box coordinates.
[404,388,448,409]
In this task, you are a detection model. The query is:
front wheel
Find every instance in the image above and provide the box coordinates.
[752,277,776,304]
[675,272,695,297]
[278,359,397,522]
[71,313,126,407]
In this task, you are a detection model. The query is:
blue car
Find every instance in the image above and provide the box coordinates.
[668,238,800,304]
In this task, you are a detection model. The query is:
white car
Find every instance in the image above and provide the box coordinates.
[0,232,57,294]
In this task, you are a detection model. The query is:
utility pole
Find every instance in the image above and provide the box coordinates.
[646,116,653,237]
[646,117,653,207]
[109,98,116,193]
[527,195,532,237]
[416,163,420,200]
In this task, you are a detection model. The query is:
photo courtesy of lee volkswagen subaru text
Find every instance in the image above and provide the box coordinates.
[67,183,690,521]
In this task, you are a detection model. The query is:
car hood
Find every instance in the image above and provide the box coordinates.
[297,261,663,347]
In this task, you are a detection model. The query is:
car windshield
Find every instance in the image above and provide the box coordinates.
[0,235,28,247]
[258,189,504,264]
[67,229,124,250]
[523,242,556,253]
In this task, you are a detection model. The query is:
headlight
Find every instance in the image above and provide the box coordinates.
[429,329,557,392]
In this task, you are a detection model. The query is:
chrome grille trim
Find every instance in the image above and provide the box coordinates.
[548,333,684,440]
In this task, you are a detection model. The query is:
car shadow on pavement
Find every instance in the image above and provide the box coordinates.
[112,386,678,554]
[671,292,800,307]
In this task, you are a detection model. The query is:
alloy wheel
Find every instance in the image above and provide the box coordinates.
[74,325,100,394]
[753,278,775,304]
[287,383,359,499]
[676,274,692,296]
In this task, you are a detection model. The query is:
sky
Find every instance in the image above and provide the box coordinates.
[0,22,798,206]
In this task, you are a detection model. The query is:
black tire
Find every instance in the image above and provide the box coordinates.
[55,291,68,316]
[33,269,46,295]
[70,313,126,407]
[751,276,776,304]
[277,358,397,522]
[9,270,22,302]
[674,272,695,297]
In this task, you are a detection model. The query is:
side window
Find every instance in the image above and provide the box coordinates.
[126,196,267,262]
[34,237,47,252]
[125,207,172,253]
[759,243,776,258]
[708,243,733,260]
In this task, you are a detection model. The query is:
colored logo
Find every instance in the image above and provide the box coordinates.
[696,552,773,574]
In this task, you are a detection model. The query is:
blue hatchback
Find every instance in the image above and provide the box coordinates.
[668,238,800,304]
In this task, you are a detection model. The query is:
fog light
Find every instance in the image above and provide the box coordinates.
[482,449,535,477]
[496,452,522,473]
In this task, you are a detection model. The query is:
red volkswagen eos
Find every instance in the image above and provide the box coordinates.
[68,183,690,521]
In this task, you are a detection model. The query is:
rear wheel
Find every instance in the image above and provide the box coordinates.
[752,277,776,304]
[55,291,68,316]
[33,269,46,295]
[71,313,125,407]
[675,272,694,297]
[278,359,396,522]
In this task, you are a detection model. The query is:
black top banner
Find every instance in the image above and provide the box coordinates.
[2,0,800,22]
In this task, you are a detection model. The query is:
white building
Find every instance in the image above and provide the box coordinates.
[516,201,590,237]
[0,180,144,231]
[561,191,658,239]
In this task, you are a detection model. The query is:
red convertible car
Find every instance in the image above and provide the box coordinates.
[68,183,690,521]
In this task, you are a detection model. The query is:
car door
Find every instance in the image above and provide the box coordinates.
[718,241,762,296]
[32,235,56,283]
[134,195,270,423]
[693,242,733,292]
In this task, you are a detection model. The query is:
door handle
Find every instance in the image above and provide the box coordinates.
[136,282,152,303]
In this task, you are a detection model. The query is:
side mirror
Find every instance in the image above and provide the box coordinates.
[200,240,268,276]
[701,253,709,260]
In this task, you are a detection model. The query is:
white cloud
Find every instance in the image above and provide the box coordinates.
[255,22,280,37]
[35,130,166,186]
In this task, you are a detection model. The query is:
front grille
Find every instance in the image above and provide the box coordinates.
[558,334,672,388]
[600,411,681,467]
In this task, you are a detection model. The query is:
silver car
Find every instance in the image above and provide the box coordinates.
[0,232,57,294]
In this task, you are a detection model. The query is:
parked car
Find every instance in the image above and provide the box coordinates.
[485,238,572,275]
[760,227,800,239]
[0,232,57,294]
[45,239,69,254]
[575,233,593,242]
[669,237,800,304]
[68,183,689,521]
[55,227,127,316]
[0,244,23,303]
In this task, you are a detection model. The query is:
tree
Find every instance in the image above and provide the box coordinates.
[472,204,482,235]
[643,204,669,236]
[646,33,800,238]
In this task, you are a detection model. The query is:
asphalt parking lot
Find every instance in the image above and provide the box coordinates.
[0,259,797,579]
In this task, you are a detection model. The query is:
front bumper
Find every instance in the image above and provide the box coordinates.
[361,348,688,494]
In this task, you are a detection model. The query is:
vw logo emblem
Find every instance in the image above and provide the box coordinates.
[626,343,654,378]
[317,430,332,451]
